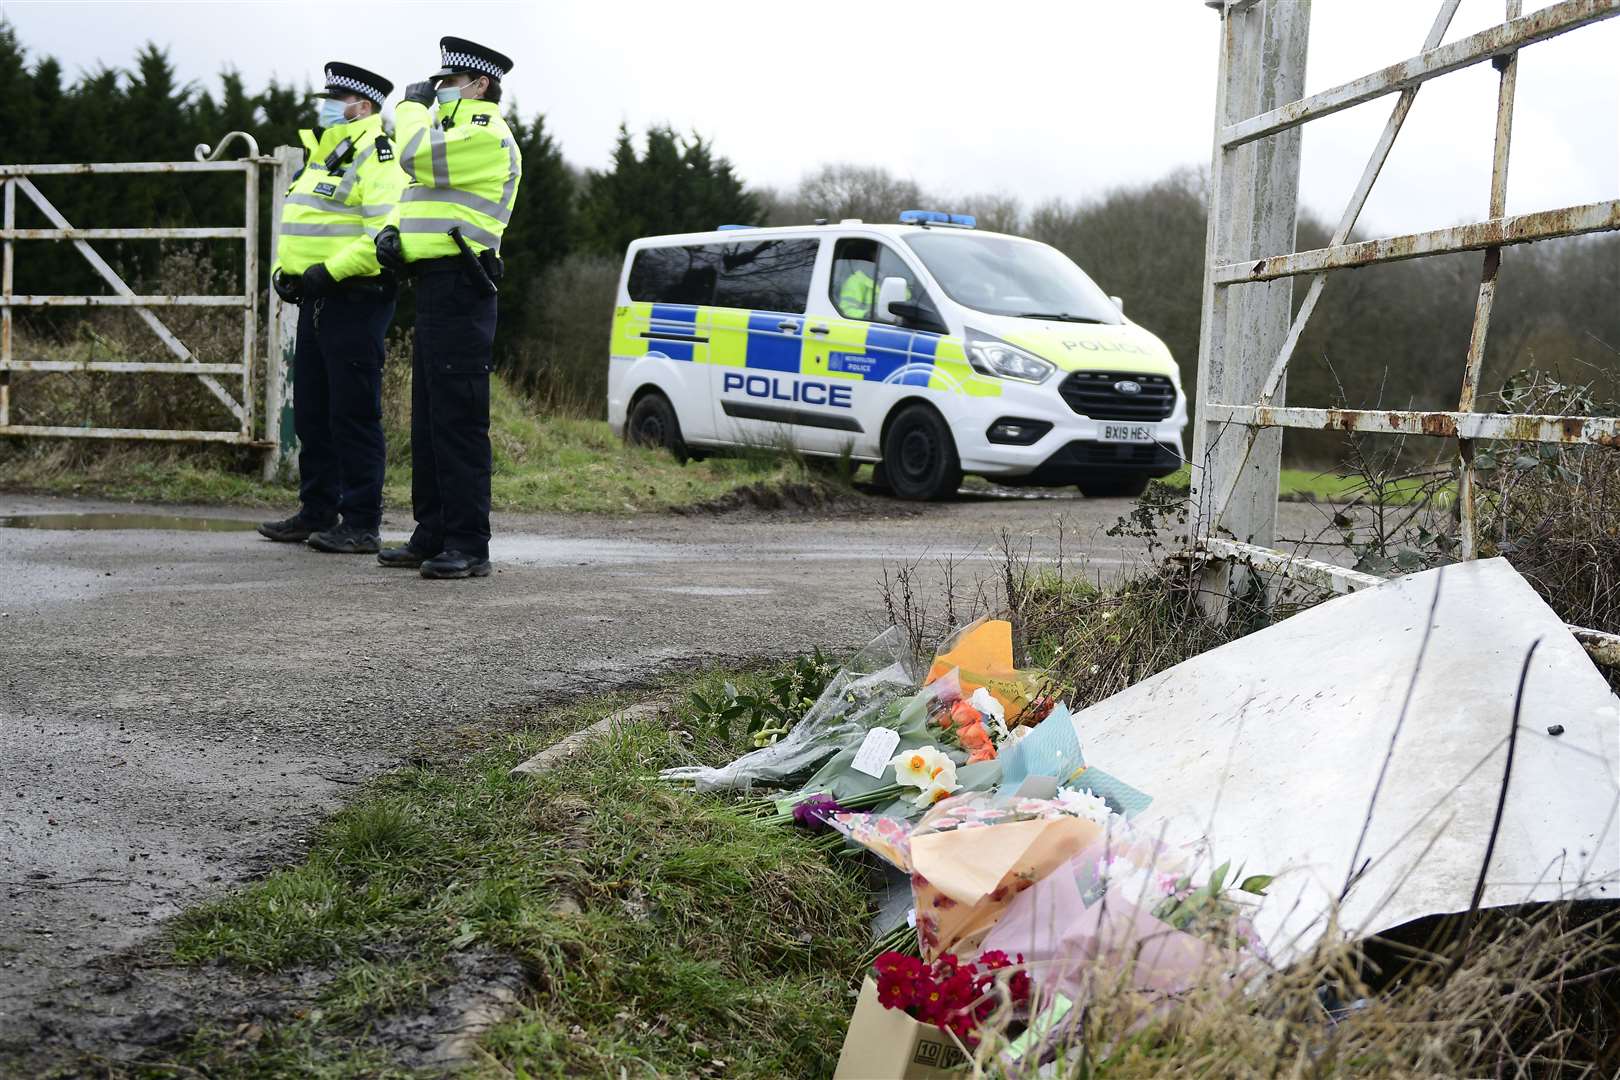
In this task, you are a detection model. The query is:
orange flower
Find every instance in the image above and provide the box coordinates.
[957,720,991,750]
[947,700,981,730]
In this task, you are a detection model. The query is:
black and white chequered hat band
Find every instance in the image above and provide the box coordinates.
[440,50,504,78]
[435,37,513,79]
[326,72,383,100]
[322,62,393,104]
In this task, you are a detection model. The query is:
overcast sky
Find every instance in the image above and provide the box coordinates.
[2,0,1615,237]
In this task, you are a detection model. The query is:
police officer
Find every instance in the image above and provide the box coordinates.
[258,62,406,554]
[837,266,875,319]
[373,37,521,580]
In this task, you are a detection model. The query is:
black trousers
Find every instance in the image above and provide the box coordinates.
[408,267,496,559]
[293,287,396,530]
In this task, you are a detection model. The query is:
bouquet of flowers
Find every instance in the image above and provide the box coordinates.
[977,820,1273,1029]
[872,949,1032,1049]
[835,790,1120,960]
[922,621,1058,766]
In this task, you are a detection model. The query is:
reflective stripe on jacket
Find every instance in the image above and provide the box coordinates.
[387,98,522,261]
[274,115,407,280]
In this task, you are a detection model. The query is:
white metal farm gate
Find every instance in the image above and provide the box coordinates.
[1190,0,1620,623]
[0,133,300,477]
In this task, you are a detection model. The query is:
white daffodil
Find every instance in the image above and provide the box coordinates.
[890,745,950,789]
[913,772,961,807]
[968,687,1008,739]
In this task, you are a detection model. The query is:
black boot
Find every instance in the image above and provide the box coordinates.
[420,550,491,579]
[307,522,381,554]
[377,544,434,569]
[257,511,336,543]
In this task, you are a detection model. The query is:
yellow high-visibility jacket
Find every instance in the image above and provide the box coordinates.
[273,114,407,280]
[387,97,522,261]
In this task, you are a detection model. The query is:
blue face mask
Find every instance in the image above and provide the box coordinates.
[435,84,464,105]
[318,98,353,127]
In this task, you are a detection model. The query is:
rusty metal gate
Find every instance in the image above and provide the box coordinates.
[1189,0,1620,629]
[0,132,300,476]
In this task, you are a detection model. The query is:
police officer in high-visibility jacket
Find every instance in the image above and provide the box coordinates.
[258,62,407,554]
[373,37,520,580]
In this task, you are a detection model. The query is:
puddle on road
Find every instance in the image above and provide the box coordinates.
[0,512,261,532]
[652,585,773,597]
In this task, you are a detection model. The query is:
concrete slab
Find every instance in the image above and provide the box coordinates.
[1074,557,1620,960]
[510,699,670,777]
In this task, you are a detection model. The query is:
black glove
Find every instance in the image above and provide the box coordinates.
[301,262,337,299]
[271,268,303,305]
[374,225,407,273]
[403,80,436,107]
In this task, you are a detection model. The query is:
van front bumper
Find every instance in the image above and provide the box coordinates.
[949,383,1186,482]
[1001,439,1182,484]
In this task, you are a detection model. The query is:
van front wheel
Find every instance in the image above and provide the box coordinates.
[627,392,688,463]
[881,405,962,501]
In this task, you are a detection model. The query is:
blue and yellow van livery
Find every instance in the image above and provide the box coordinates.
[607,214,1186,499]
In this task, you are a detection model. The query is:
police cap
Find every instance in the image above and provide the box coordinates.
[320,62,393,108]
[433,37,513,82]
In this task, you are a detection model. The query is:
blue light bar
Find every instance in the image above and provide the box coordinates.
[716,224,750,230]
[899,209,976,228]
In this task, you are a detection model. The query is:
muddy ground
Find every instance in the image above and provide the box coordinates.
[0,489,1337,1068]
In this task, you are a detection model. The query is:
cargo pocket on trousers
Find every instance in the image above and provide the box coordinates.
[435,280,497,375]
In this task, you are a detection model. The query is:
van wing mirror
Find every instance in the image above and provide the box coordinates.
[876,276,910,323]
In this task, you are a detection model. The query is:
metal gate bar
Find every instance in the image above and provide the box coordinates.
[1191,0,1620,609]
[0,161,258,442]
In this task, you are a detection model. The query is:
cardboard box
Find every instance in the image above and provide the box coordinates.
[833,977,969,1079]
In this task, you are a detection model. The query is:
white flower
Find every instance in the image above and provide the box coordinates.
[1056,787,1114,825]
[1004,726,1034,747]
[1101,854,1173,904]
[910,757,960,806]
[968,687,1008,739]
[890,745,951,789]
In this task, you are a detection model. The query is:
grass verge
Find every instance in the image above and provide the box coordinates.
[133,674,873,1078]
[1156,464,1436,504]
[0,377,820,515]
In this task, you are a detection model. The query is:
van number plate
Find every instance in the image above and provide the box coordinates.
[1100,423,1154,443]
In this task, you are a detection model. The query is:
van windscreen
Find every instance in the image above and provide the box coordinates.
[628,240,819,314]
[902,233,1123,324]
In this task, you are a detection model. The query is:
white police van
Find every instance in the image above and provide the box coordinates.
[607,211,1186,499]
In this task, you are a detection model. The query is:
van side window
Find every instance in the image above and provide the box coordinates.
[711,239,818,314]
[830,239,945,332]
[628,245,722,305]
[830,239,879,320]
[629,240,818,313]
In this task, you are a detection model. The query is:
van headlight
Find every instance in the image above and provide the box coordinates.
[966,332,1054,384]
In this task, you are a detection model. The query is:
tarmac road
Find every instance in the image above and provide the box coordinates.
[0,489,1335,1054]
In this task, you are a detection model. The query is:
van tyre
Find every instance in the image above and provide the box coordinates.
[881,404,962,501]
[627,391,688,463]
[1077,471,1150,499]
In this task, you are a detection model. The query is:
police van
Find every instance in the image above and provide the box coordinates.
[607,211,1186,499]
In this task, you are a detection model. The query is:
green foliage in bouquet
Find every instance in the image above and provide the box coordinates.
[687,649,837,746]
